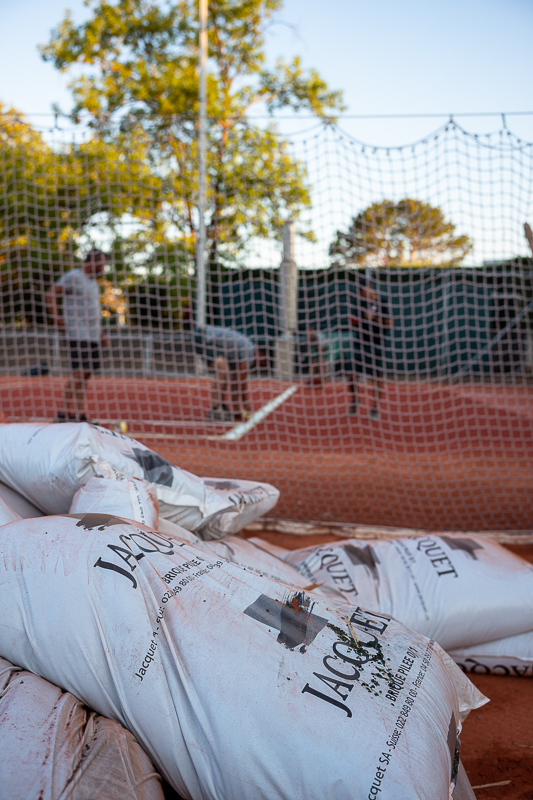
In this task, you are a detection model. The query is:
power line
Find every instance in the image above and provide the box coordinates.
[15,110,533,120]
[253,111,533,120]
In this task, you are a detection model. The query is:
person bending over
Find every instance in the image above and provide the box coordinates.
[46,249,108,422]
[194,325,256,422]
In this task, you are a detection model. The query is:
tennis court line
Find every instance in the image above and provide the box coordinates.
[210,385,299,442]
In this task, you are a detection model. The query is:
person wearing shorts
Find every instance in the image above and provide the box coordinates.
[46,249,109,421]
[347,277,393,420]
[194,325,256,422]
[305,328,328,388]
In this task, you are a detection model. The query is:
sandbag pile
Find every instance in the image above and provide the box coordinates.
[0,422,307,585]
[0,422,278,537]
[0,479,44,519]
[450,631,533,677]
[281,535,533,674]
[0,496,21,526]
[0,655,164,800]
[72,475,308,586]
[0,511,486,800]
[70,469,160,530]
[69,474,309,587]
[158,517,314,588]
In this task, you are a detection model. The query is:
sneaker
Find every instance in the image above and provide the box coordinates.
[348,401,359,416]
[234,410,252,423]
[55,410,75,423]
[207,407,234,422]
[368,406,380,420]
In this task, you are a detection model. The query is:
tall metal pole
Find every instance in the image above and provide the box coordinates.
[280,221,297,335]
[275,221,298,379]
[196,0,207,328]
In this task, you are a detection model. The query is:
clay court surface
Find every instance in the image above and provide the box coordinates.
[1,374,533,530]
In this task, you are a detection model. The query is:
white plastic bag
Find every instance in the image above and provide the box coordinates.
[70,470,159,529]
[198,478,279,539]
[0,423,278,535]
[209,535,309,584]
[158,517,312,587]
[0,497,21,526]
[0,421,228,529]
[0,480,44,519]
[284,534,533,651]
[247,536,290,559]
[0,655,164,800]
[0,514,486,800]
[450,630,533,677]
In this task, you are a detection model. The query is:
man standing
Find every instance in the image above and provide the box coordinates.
[304,328,329,388]
[347,277,393,420]
[194,325,256,422]
[46,249,109,421]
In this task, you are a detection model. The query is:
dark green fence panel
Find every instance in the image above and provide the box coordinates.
[219,268,527,376]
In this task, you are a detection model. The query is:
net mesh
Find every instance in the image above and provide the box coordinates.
[1,113,532,531]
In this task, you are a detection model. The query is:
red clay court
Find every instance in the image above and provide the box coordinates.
[2,374,532,531]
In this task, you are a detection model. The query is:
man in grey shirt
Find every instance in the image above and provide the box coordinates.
[194,325,256,422]
[46,249,109,421]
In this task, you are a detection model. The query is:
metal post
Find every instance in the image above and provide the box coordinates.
[275,221,298,379]
[280,221,297,335]
[143,333,153,378]
[438,270,453,376]
[524,222,533,256]
[195,0,208,328]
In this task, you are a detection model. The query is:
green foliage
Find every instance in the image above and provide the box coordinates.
[0,105,74,326]
[1,2,345,327]
[0,102,165,326]
[40,0,345,267]
[329,198,473,269]
[124,274,191,328]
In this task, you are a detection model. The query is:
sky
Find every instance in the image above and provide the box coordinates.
[0,0,532,266]
[1,0,532,145]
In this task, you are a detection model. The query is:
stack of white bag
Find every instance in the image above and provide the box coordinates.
[449,632,533,677]
[0,422,279,538]
[70,472,311,587]
[0,495,21,525]
[70,465,160,530]
[0,510,487,800]
[281,534,533,675]
[0,479,44,519]
[0,655,165,800]
[1,465,312,589]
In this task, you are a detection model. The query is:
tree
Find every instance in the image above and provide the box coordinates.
[40,0,345,312]
[0,103,164,326]
[329,198,473,269]
[124,274,191,328]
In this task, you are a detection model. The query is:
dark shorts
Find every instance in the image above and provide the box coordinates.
[309,345,323,363]
[69,340,101,373]
[209,353,254,373]
[212,358,248,374]
[350,343,384,378]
